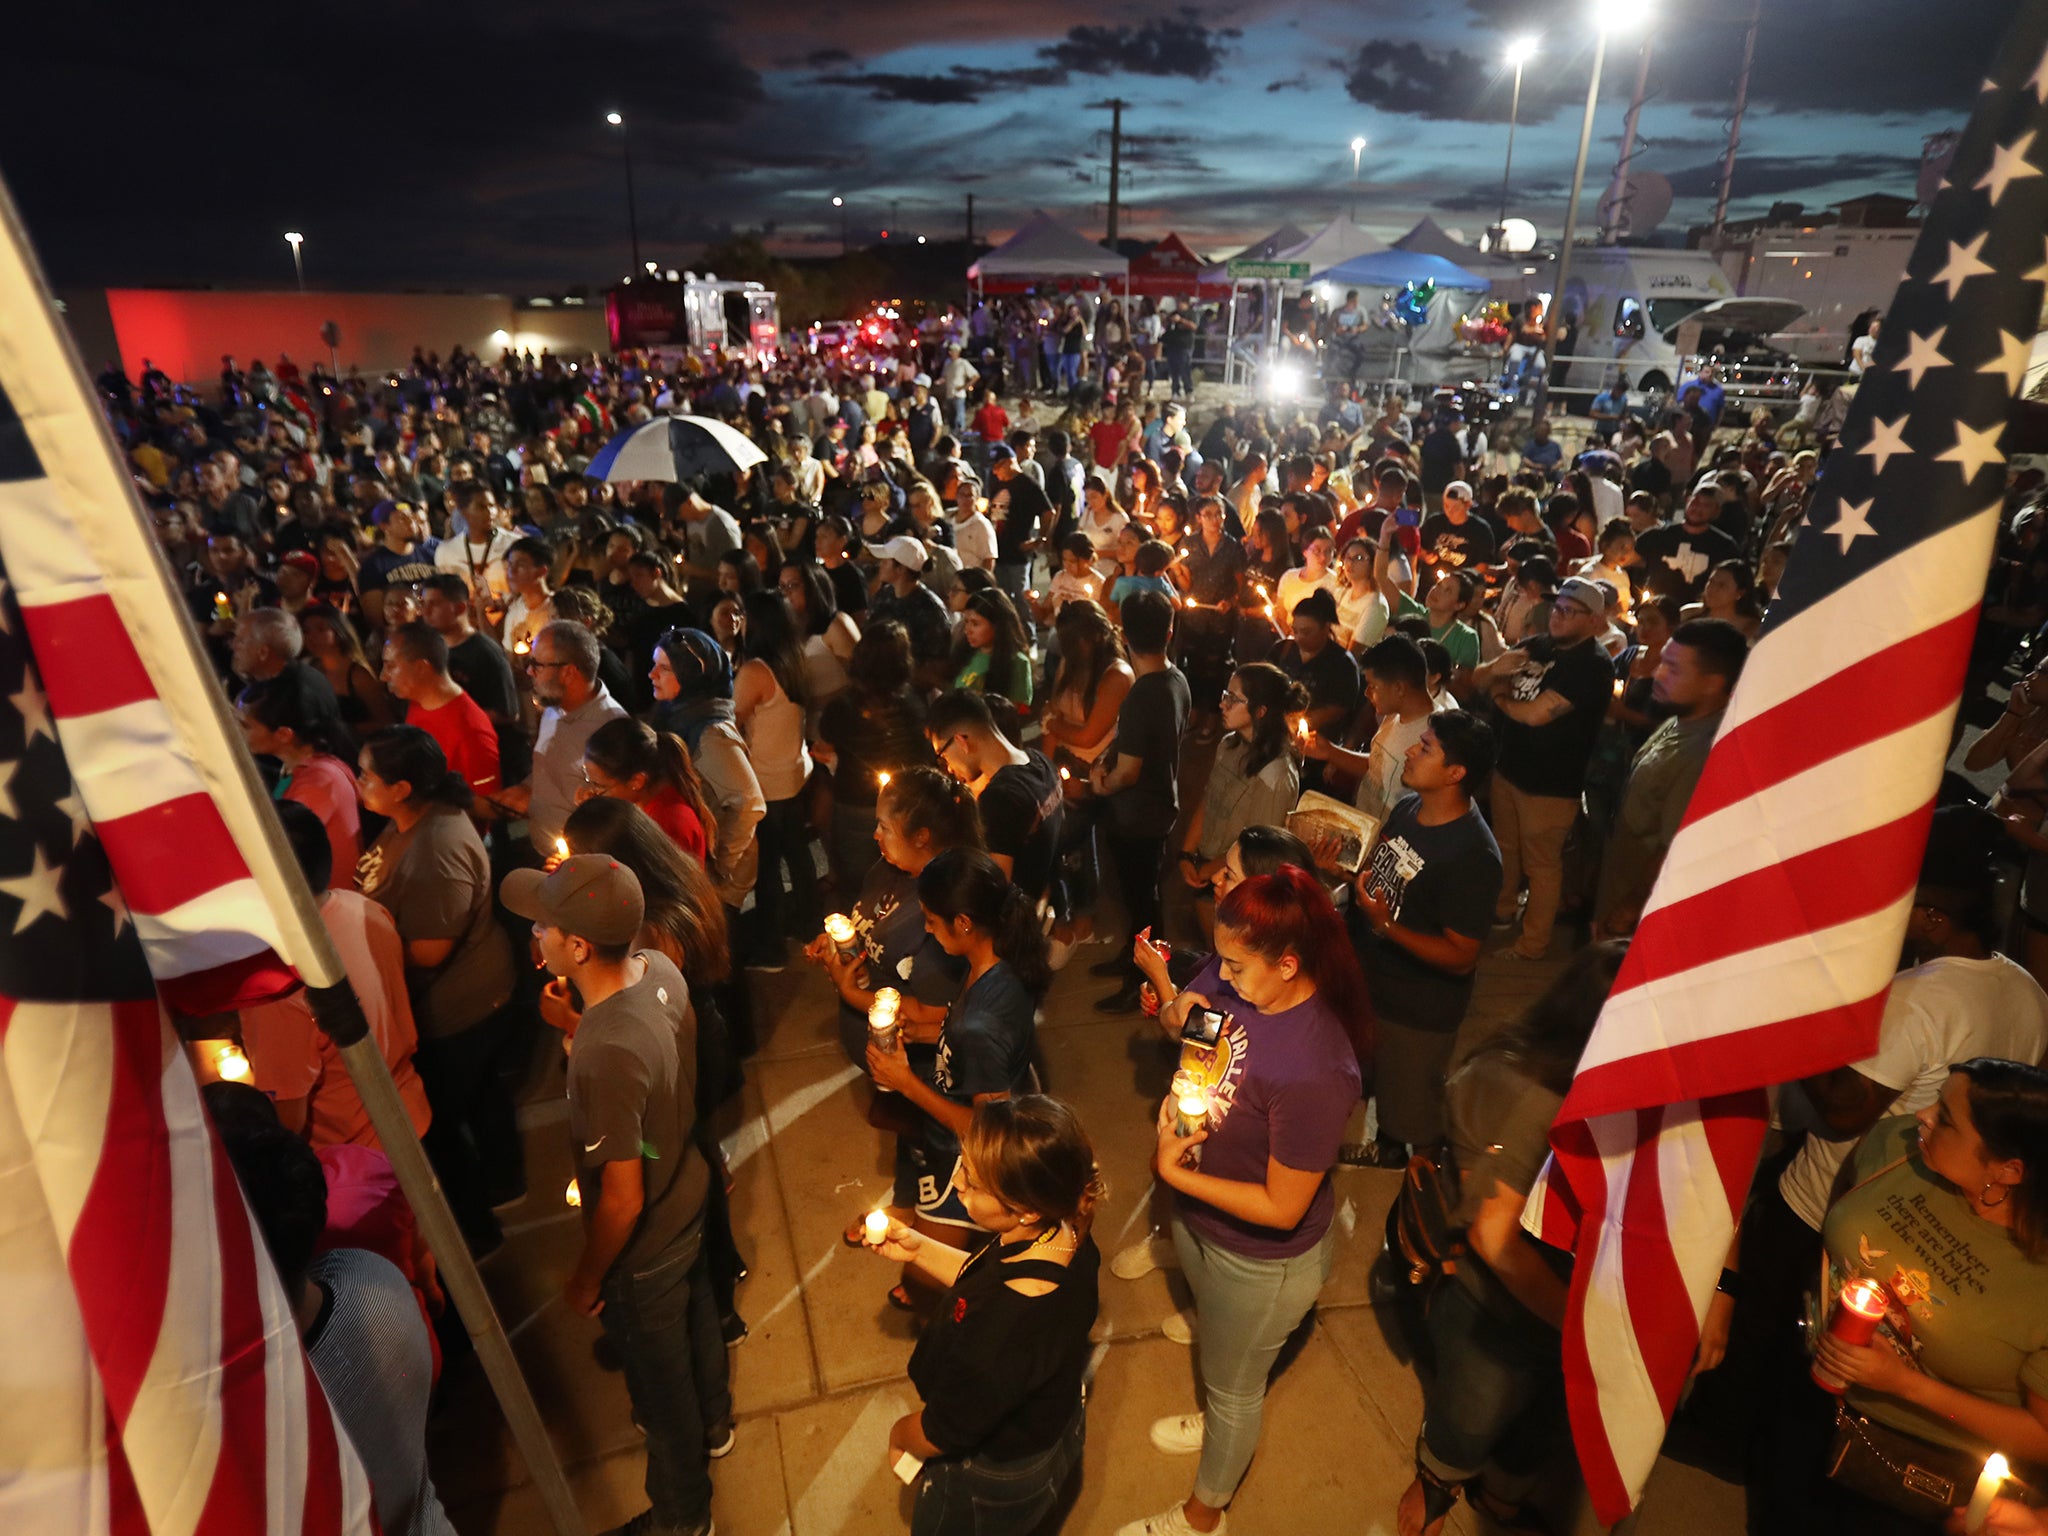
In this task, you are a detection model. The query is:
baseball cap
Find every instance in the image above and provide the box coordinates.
[501,855,645,946]
[280,550,319,574]
[913,372,932,388]
[1443,480,1474,503]
[1557,576,1609,614]
[987,442,1016,462]
[865,535,928,571]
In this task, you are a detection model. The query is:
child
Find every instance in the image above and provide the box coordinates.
[1036,532,1105,624]
[1275,531,1340,629]
[1107,537,1178,621]
[953,479,996,575]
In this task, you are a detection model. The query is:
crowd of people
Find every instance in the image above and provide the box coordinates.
[99,331,2048,1536]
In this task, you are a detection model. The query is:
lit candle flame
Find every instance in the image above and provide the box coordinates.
[876,770,891,789]
[513,638,530,655]
[1058,765,1071,780]
[824,913,856,944]
[1183,597,1198,609]
[565,1178,582,1208]
[554,836,570,860]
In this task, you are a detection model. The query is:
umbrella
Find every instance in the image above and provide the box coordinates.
[585,414,767,483]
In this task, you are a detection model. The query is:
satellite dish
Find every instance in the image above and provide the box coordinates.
[1442,226,1467,245]
[1499,218,1538,254]
[1629,172,1674,234]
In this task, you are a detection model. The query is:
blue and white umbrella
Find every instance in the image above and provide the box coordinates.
[584,414,768,483]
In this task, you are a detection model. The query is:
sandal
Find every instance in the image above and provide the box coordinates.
[886,1283,919,1312]
[1468,1482,1552,1535]
[1396,1465,1463,1536]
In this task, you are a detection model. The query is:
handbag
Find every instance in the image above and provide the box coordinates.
[1376,1148,1466,1308]
[1823,1405,2001,1525]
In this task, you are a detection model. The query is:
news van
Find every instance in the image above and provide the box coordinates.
[1555,247,1804,396]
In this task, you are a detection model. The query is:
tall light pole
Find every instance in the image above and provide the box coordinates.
[605,111,642,277]
[1349,136,1367,222]
[1497,36,1539,237]
[284,231,304,291]
[1545,3,1647,394]
[831,195,846,255]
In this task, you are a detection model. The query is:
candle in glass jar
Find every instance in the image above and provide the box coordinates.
[1964,1453,2009,1533]
[1172,1080,1210,1138]
[214,1042,252,1083]
[824,913,857,956]
[863,1209,890,1245]
[1811,1277,1888,1393]
[868,988,902,1054]
[1612,675,1625,698]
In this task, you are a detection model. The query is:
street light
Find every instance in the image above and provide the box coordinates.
[1496,36,1539,237]
[1544,3,1648,402]
[605,110,642,276]
[1349,136,1367,221]
[284,231,304,291]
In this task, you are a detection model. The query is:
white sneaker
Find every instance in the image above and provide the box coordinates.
[1160,1308,1196,1345]
[1148,1411,1206,1455]
[1047,937,1076,971]
[1115,1500,1227,1536]
[1110,1233,1179,1281]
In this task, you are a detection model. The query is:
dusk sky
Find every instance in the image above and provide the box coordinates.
[0,0,2005,291]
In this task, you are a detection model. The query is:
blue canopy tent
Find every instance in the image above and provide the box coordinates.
[1314,248,1491,291]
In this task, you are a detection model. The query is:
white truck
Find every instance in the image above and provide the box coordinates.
[1554,247,1804,397]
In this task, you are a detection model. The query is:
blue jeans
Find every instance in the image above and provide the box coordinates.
[598,1239,732,1529]
[912,1400,1085,1536]
[1056,352,1082,392]
[1417,1273,1562,1484]
[994,559,1036,646]
[1172,1216,1334,1508]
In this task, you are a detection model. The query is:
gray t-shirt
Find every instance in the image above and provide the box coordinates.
[528,686,628,850]
[567,950,710,1278]
[305,1248,456,1536]
[1446,1051,1569,1322]
[357,803,515,1037]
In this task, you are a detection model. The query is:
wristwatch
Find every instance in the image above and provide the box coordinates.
[1715,1267,1743,1299]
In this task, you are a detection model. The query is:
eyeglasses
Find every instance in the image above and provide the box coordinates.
[526,657,570,671]
[1219,691,1247,707]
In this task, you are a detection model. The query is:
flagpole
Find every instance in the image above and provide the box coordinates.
[0,178,588,1536]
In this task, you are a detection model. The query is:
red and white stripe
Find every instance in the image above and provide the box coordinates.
[1523,507,2002,1520]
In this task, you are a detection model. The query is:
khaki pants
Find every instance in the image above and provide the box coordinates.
[1491,777,1581,958]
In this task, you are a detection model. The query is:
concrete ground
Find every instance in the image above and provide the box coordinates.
[422,915,1747,1536]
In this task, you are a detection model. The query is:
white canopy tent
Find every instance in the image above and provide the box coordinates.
[966,212,1128,290]
[1274,215,1390,273]
[1197,224,1310,287]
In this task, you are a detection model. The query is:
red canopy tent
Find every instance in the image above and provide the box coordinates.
[1126,233,1231,299]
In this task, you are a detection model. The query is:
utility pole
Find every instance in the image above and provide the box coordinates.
[1711,0,1763,240]
[966,192,975,245]
[1599,40,1654,245]
[1094,97,1129,246]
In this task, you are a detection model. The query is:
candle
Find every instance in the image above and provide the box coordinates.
[1170,1074,1210,1137]
[554,836,570,861]
[212,591,233,623]
[564,1178,582,1209]
[876,770,891,790]
[1058,765,1071,781]
[1612,675,1624,698]
[1964,1454,2009,1533]
[824,912,858,959]
[869,987,902,1054]
[1296,717,1311,742]
[1811,1277,1888,1393]
[1255,583,1269,599]
[1183,597,1198,609]
[1264,604,1276,620]
[513,638,531,655]
[863,1209,890,1245]
[213,1042,252,1083]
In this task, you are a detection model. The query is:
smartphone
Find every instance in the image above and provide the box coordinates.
[1394,506,1420,528]
[1180,1007,1229,1046]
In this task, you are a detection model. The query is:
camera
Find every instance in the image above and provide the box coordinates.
[1180,1007,1229,1046]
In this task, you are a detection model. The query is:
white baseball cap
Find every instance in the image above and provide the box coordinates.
[865,536,928,571]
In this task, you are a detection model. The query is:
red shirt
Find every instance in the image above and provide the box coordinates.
[972,403,1010,443]
[1089,419,1128,469]
[641,784,709,863]
[410,689,501,796]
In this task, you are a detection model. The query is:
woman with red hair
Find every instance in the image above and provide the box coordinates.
[1116,866,1371,1536]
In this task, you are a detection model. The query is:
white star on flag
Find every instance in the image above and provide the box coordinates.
[0,844,68,935]
[1897,327,1950,388]
[1977,130,2042,204]
[2031,236,2048,287]
[1858,414,1913,474]
[2032,46,2048,103]
[0,761,14,823]
[1936,420,2008,483]
[1932,233,1995,299]
[1823,497,1879,555]
[10,673,52,745]
[51,788,92,848]
[98,881,130,938]
[1980,330,2033,393]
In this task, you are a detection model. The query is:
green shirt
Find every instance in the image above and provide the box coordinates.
[1395,591,1480,670]
[954,650,1034,706]
[1820,1117,2048,1453]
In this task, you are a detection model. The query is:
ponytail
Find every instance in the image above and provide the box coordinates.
[360,726,472,811]
[916,846,1052,996]
[1234,662,1308,779]
[881,765,984,853]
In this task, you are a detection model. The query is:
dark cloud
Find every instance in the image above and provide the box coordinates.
[807,48,854,67]
[1660,153,1921,200]
[1266,74,1312,93]
[1042,17,1237,78]
[815,17,1235,104]
[1342,39,1573,123]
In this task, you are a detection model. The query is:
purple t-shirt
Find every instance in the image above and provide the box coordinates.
[1173,956,1361,1259]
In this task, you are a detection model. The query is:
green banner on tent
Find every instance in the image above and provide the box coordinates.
[1226,259,1311,280]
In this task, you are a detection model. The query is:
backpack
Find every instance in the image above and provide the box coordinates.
[1375,1148,1467,1309]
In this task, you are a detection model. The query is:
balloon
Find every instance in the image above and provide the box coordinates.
[1393,280,1438,328]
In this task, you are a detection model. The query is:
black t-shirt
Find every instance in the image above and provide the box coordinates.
[1418,512,1497,576]
[446,630,520,721]
[869,583,953,672]
[1633,521,1741,601]
[1109,664,1191,837]
[908,1235,1100,1462]
[1271,638,1362,720]
[1494,635,1615,799]
[978,751,1064,904]
[1358,794,1504,1030]
[1418,427,1465,496]
[821,688,932,806]
[992,471,1051,563]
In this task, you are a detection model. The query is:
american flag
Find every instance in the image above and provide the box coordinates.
[0,200,375,1530]
[1523,7,2048,1521]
